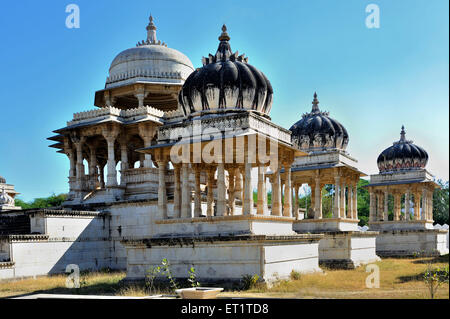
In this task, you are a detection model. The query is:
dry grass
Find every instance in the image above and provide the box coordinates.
[0,255,448,299]
[0,271,126,298]
[220,255,449,299]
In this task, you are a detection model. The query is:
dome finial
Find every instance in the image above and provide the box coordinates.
[219,24,231,42]
[146,14,157,43]
[400,125,406,142]
[311,92,320,112]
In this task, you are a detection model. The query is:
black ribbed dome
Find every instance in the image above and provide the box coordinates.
[0,175,5,184]
[178,25,273,116]
[377,126,428,173]
[289,93,349,152]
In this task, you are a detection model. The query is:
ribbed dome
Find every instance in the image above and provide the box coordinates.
[178,25,273,117]
[289,93,349,152]
[105,15,194,89]
[377,126,428,173]
[0,175,5,184]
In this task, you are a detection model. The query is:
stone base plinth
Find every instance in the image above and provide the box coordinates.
[368,220,434,231]
[121,234,323,285]
[374,229,449,257]
[154,215,296,237]
[293,218,359,233]
[318,231,380,269]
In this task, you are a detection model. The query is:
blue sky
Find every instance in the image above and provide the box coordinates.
[0,0,448,201]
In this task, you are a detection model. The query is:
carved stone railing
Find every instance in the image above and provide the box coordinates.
[67,106,165,127]
[68,175,94,192]
[121,167,174,185]
[106,70,183,85]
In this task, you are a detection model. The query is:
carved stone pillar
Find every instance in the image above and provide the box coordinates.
[369,190,375,222]
[193,165,202,218]
[257,166,266,215]
[283,164,292,217]
[428,190,434,220]
[293,185,299,219]
[157,159,168,219]
[271,166,282,216]
[89,146,98,189]
[216,163,226,216]
[105,136,117,187]
[347,184,353,219]
[340,183,346,218]
[235,171,242,202]
[413,191,421,220]
[333,175,341,218]
[120,142,128,187]
[206,168,215,217]
[405,190,411,221]
[228,168,236,216]
[173,165,181,218]
[377,193,383,221]
[243,161,253,215]
[394,193,401,221]
[134,85,148,108]
[67,148,76,179]
[138,123,156,168]
[181,163,192,218]
[310,183,315,219]
[384,188,389,221]
[314,175,322,219]
[102,125,120,188]
[99,162,106,189]
[421,188,427,220]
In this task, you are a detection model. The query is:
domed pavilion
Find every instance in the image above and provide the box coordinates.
[48,15,195,204]
[122,25,326,283]
[289,93,380,269]
[366,126,447,256]
[289,93,365,225]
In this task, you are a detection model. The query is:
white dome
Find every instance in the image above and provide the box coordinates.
[105,15,194,89]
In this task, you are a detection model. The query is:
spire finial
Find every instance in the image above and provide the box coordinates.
[219,24,230,41]
[400,125,406,141]
[146,14,157,43]
[311,92,320,112]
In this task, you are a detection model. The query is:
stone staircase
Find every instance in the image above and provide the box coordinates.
[0,215,30,235]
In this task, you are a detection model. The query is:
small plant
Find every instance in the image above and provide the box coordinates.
[290,270,301,281]
[241,274,260,290]
[161,258,178,290]
[145,265,162,294]
[423,265,449,299]
[187,266,200,288]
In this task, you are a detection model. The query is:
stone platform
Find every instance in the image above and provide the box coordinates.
[368,220,434,231]
[121,234,323,286]
[370,228,449,257]
[154,215,297,237]
[293,218,380,269]
[318,231,380,269]
[293,218,359,233]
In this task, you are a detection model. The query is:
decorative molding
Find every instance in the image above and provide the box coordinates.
[155,214,295,225]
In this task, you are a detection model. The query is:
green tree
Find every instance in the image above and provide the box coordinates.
[357,179,370,226]
[433,180,449,225]
[14,193,67,209]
